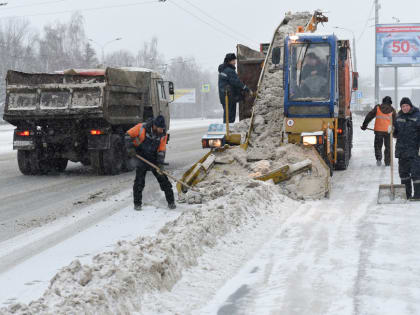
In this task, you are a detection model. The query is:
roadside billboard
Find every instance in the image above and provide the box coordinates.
[376,24,420,66]
[173,89,196,104]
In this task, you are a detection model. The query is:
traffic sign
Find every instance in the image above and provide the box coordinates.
[201,84,210,93]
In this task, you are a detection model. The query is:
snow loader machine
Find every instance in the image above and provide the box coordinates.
[281,31,358,174]
[2,67,174,175]
[178,11,357,194]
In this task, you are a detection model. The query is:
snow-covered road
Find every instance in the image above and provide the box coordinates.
[141,115,420,315]
[1,115,420,314]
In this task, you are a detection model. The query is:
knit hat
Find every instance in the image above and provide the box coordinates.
[400,97,413,108]
[382,96,392,105]
[153,115,166,129]
[224,53,237,63]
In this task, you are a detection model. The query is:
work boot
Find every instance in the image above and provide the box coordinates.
[413,183,420,200]
[376,160,381,167]
[402,179,412,199]
[168,203,176,210]
[134,204,142,211]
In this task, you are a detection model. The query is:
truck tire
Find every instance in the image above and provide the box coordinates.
[122,139,136,172]
[17,149,45,175]
[90,150,105,175]
[335,126,350,170]
[102,135,123,175]
[52,158,68,172]
[17,150,33,175]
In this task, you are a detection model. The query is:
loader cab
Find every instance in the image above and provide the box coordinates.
[284,34,339,118]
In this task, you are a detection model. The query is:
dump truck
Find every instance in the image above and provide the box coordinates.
[2,67,174,175]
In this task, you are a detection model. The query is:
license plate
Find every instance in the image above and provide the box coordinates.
[13,140,34,147]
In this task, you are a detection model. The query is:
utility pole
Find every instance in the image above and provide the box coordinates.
[374,0,380,104]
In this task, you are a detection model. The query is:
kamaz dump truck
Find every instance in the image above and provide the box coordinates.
[2,67,174,175]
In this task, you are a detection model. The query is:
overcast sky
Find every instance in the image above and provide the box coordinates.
[1,0,420,78]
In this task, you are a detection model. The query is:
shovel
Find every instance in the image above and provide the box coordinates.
[377,119,407,204]
[135,154,200,193]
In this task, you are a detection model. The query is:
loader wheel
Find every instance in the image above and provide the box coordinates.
[335,126,350,171]
[102,134,123,175]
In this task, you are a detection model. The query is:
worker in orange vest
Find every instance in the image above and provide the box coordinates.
[126,115,175,211]
[361,96,396,166]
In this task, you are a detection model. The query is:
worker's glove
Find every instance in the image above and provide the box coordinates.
[243,85,250,93]
[387,125,393,134]
[156,164,164,175]
[360,125,367,131]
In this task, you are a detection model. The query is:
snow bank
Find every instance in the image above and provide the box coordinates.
[1,180,288,314]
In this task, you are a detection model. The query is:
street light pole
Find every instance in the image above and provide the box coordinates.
[88,37,122,65]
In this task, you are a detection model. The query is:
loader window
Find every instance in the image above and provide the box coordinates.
[289,43,330,101]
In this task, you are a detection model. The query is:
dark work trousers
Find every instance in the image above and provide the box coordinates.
[133,162,174,206]
[398,156,420,199]
[222,99,237,123]
[374,133,391,165]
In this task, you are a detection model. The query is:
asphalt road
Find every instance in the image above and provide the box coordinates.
[0,126,208,243]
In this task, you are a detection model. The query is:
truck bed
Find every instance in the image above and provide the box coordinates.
[3,68,153,126]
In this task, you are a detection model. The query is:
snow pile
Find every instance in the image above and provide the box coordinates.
[1,180,289,315]
[187,144,329,202]
[228,12,330,200]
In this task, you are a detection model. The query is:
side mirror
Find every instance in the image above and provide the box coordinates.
[168,81,175,95]
[352,72,359,91]
[272,47,281,65]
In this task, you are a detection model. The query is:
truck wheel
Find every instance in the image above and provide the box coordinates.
[122,156,136,172]
[102,135,123,175]
[122,141,136,172]
[52,158,68,172]
[17,150,33,175]
[335,126,350,170]
[90,150,105,175]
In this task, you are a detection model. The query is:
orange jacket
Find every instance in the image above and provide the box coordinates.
[374,106,393,132]
[127,123,167,153]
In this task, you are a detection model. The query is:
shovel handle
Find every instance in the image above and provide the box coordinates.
[135,154,200,193]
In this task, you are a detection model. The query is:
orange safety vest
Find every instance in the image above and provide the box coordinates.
[127,123,167,153]
[374,106,392,132]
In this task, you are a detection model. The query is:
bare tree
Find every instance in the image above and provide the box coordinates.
[105,49,136,67]
[136,37,165,71]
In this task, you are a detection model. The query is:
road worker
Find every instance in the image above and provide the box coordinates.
[218,53,251,123]
[393,97,420,199]
[361,96,396,166]
[126,115,175,211]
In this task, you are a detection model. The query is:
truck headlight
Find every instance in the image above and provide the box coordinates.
[208,139,222,148]
[302,135,317,145]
